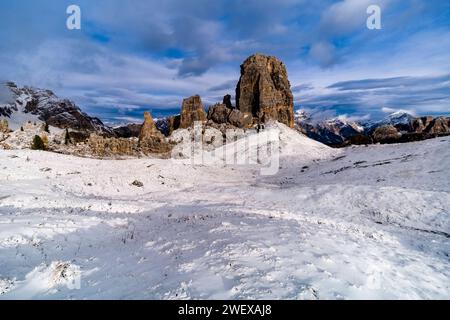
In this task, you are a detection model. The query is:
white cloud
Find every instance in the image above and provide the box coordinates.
[381,107,416,116]
[320,0,389,35]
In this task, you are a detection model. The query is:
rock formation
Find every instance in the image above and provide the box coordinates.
[84,112,172,157]
[207,104,231,125]
[165,115,181,136]
[372,125,401,143]
[228,109,253,128]
[88,134,138,157]
[223,94,233,109]
[180,95,207,129]
[236,54,294,128]
[410,116,434,133]
[138,112,172,154]
[424,117,449,134]
[0,119,9,143]
[139,112,161,141]
[207,103,253,129]
[0,119,9,133]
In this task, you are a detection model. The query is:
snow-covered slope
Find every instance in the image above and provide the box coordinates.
[0,131,449,299]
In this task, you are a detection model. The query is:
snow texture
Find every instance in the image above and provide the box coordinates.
[0,125,449,299]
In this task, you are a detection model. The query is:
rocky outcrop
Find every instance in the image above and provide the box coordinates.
[180,95,207,129]
[236,54,294,128]
[207,103,253,129]
[0,119,9,133]
[424,117,449,134]
[223,94,233,109]
[0,119,9,142]
[410,116,433,133]
[207,104,231,124]
[372,125,401,143]
[228,109,253,128]
[88,134,138,157]
[84,112,172,157]
[166,115,181,135]
[138,112,172,154]
[139,112,161,141]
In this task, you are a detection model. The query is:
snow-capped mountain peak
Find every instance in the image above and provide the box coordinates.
[0,82,112,134]
[384,111,415,125]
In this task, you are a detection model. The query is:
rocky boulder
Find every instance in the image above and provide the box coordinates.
[236,54,294,128]
[372,125,401,143]
[207,104,231,124]
[0,119,9,133]
[180,95,207,129]
[207,104,253,128]
[228,109,253,128]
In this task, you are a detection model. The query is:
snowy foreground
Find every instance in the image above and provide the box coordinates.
[0,127,449,299]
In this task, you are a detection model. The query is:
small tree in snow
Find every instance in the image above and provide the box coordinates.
[31,135,45,150]
[64,129,71,145]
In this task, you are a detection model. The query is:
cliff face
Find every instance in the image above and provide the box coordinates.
[236,54,294,128]
[179,95,207,129]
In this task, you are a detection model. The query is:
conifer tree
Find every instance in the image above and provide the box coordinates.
[64,129,71,145]
[31,135,45,150]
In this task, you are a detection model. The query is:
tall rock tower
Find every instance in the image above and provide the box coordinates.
[236,54,295,128]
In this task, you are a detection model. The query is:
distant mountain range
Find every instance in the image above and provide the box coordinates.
[1,82,449,148]
[295,109,450,147]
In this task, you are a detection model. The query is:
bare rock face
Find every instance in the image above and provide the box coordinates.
[138,112,172,154]
[411,116,434,133]
[223,94,233,109]
[207,104,230,124]
[167,115,181,135]
[180,95,207,129]
[139,112,161,141]
[424,117,449,134]
[228,109,253,128]
[236,54,294,128]
[207,104,253,128]
[88,134,138,157]
[0,119,9,142]
[0,119,9,133]
[372,125,401,143]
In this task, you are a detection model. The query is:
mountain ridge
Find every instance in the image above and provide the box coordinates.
[0,82,113,135]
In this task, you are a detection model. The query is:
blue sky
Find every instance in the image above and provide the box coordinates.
[1,0,449,124]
